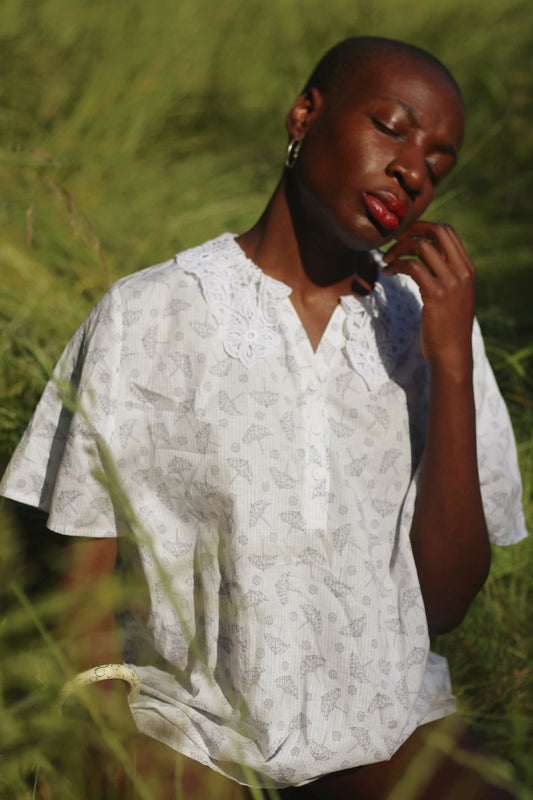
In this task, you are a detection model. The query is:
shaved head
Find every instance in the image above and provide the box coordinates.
[303,36,462,104]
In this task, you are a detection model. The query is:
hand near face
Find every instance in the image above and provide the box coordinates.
[382,222,476,373]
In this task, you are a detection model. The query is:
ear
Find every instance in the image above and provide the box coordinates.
[286,87,325,140]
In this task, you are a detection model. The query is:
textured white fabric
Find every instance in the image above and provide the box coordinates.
[0,233,527,788]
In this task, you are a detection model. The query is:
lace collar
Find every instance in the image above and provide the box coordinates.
[340,251,422,390]
[178,233,291,368]
[178,234,421,388]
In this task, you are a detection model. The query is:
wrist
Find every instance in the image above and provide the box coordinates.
[428,354,473,386]
[62,680,138,733]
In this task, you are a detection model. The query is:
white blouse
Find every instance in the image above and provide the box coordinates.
[1,233,526,788]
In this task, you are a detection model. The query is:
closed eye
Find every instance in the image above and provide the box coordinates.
[371,117,403,138]
[426,162,438,185]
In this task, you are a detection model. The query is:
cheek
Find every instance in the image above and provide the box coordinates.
[300,140,367,199]
[296,124,383,214]
[415,187,436,215]
[335,135,383,186]
[296,152,342,206]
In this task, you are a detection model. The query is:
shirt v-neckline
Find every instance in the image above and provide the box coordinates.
[228,233,378,360]
[284,296,346,362]
[180,233,418,389]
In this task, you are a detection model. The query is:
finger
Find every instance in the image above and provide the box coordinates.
[397,222,474,274]
[382,257,440,298]
[438,225,477,278]
[389,224,475,282]
[395,222,445,257]
[383,237,453,280]
[384,235,437,262]
[392,224,452,262]
[397,220,449,243]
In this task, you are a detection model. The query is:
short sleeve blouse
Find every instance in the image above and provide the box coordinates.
[0,233,527,788]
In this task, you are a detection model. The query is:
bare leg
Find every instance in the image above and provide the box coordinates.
[115,718,519,800]
[116,734,251,799]
[297,716,518,800]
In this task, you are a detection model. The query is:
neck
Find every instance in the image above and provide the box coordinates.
[236,175,376,299]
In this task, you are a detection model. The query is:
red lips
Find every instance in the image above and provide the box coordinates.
[362,191,406,231]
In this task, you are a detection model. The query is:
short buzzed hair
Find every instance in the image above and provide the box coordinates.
[303,36,462,102]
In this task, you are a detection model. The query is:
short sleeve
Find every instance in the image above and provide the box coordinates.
[397,319,527,549]
[472,319,527,545]
[0,286,123,538]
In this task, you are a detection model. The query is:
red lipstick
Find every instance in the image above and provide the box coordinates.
[362,191,406,231]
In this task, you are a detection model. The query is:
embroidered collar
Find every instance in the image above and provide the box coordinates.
[340,252,422,390]
[178,233,291,368]
[178,234,421,387]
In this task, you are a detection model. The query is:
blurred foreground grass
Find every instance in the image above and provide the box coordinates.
[1,0,532,797]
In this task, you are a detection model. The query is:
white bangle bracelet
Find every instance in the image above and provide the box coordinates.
[61,663,140,704]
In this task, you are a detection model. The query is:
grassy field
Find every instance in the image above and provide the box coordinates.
[1,0,532,797]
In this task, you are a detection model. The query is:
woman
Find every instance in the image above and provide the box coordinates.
[1,36,526,799]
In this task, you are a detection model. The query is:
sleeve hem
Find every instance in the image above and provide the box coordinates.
[1,486,117,539]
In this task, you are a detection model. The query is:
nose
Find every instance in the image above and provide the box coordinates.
[386,153,425,199]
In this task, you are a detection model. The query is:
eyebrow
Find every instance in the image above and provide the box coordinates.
[378,95,458,160]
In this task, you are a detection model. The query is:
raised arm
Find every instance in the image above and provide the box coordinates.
[383,221,491,635]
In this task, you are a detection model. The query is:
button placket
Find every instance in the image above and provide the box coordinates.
[305,389,330,528]
[280,299,340,531]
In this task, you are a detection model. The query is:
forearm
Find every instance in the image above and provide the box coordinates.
[60,610,136,729]
[383,222,491,634]
[410,362,491,635]
[59,536,136,731]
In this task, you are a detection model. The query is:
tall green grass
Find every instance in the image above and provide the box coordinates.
[1,0,532,796]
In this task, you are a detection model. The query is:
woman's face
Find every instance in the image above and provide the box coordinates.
[287,56,465,251]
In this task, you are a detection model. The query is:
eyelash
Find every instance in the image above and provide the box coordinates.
[372,117,441,185]
[426,163,438,185]
[372,118,401,138]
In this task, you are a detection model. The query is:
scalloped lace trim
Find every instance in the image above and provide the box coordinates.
[178,233,292,368]
[341,266,422,391]
[178,234,421,384]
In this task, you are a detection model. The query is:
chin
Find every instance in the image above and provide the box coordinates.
[295,183,394,251]
[336,218,395,251]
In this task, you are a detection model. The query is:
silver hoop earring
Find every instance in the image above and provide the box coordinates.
[285,138,303,169]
